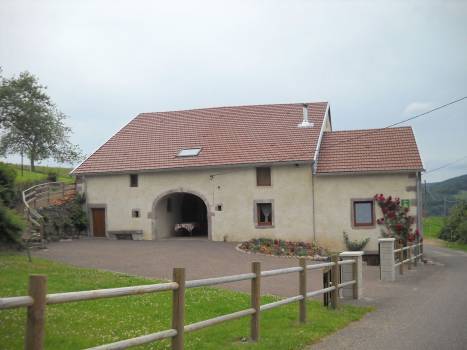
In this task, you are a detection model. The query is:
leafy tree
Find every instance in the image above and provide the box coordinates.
[439,201,467,243]
[0,70,82,171]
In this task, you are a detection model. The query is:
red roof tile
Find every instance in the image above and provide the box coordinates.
[316,127,423,174]
[73,102,328,174]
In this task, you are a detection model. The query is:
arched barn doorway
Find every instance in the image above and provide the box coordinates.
[153,191,210,239]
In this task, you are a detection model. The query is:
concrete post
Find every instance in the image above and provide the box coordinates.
[339,251,364,299]
[379,238,396,282]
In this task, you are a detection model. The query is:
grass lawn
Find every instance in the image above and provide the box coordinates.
[423,216,444,239]
[0,254,371,350]
[423,217,467,252]
[7,164,75,185]
[445,242,467,252]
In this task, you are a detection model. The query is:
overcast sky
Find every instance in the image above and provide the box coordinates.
[1,0,466,182]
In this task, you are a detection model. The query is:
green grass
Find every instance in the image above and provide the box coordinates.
[445,242,467,252]
[423,216,444,239]
[6,163,75,185]
[423,217,467,252]
[0,254,371,350]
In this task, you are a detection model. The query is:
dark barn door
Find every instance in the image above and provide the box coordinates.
[92,208,106,237]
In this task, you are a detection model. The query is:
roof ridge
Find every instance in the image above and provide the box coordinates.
[324,126,413,134]
[139,101,329,116]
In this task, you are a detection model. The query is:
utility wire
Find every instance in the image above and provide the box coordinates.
[322,96,467,149]
[209,96,467,178]
[425,155,467,174]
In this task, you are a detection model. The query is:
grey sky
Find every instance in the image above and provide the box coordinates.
[1,0,466,182]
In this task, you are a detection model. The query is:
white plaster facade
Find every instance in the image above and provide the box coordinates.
[82,163,420,251]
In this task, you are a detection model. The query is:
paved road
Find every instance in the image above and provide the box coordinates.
[308,244,467,350]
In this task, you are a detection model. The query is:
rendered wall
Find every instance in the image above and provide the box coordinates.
[84,164,316,242]
[314,173,418,251]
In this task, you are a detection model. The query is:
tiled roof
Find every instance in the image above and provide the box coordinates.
[73,102,328,174]
[316,127,423,174]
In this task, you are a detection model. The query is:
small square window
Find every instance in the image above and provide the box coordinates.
[352,200,374,227]
[256,167,271,186]
[132,209,140,218]
[256,203,273,226]
[130,174,138,187]
[216,204,223,211]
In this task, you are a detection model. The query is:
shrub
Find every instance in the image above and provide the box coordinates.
[0,202,26,244]
[0,162,17,207]
[439,201,467,243]
[374,194,419,245]
[39,193,87,240]
[343,232,369,251]
[47,172,58,182]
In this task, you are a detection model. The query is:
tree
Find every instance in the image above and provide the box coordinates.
[0,162,17,207]
[0,70,82,171]
[439,201,467,243]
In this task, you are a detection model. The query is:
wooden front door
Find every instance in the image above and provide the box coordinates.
[91,208,106,237]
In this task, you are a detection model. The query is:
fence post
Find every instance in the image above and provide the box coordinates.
[420,241,424,261]
[171,268,185,350]
[251,262,261,341]
[408,242,412,270]
[25,275,47,350]
[379,238,396,282]
[339,251,363,299]
[413,242,418,267]
[330,255,339,309]
[398,242,404,275]
[299,258,307,323]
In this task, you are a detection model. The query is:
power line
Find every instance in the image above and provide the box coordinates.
[327,96,467,148]
[210,96,467,178]
[425,155,467,174]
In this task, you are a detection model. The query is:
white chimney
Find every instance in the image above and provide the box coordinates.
[298,103,314,128]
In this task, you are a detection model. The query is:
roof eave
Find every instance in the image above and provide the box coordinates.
[315,168,424,176]
[73,159,315,177]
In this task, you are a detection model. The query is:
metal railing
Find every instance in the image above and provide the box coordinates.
[21,182,76,247]
[0,255,359,350]
[394,242,424,274]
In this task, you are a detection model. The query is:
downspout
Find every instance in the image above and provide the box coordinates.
[416,171,422,236]
[312,164,316,241]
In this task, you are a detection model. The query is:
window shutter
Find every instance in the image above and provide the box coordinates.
[256,167,271,186]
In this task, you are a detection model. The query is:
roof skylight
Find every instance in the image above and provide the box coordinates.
[178,148,201,157]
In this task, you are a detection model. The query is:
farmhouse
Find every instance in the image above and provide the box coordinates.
[72,102,423,251]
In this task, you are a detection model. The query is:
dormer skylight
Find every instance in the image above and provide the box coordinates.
[178,148,201,157]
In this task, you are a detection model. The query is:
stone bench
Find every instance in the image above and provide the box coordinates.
[108,230,144,241]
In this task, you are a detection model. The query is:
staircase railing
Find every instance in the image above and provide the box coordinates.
[22,182,77,248]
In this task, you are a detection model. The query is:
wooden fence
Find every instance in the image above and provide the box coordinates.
[0,255,360,350]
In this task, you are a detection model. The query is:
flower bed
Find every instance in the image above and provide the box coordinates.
[238,238,328,259]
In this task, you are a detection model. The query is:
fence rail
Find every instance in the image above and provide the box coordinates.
[379,238,424,281]
[0,255,362,350]
[21,182,77,248]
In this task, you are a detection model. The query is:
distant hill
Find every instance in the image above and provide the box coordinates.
[425,174,467,216]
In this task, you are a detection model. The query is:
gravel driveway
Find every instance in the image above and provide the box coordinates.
[34,238,327,297]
